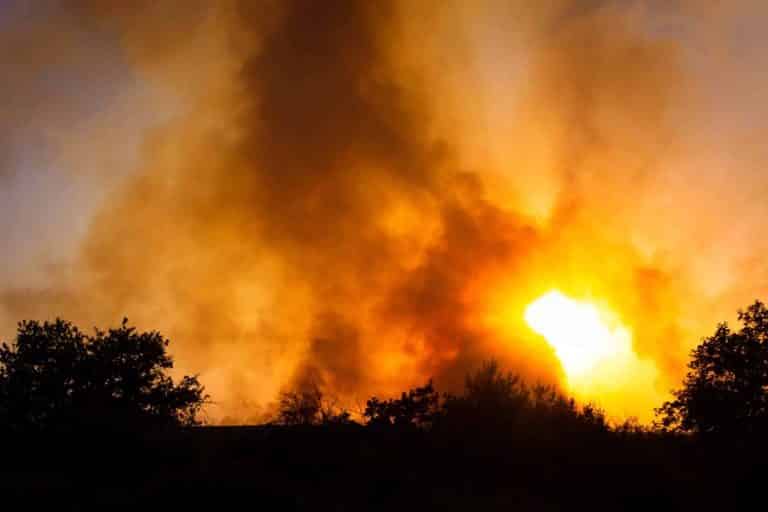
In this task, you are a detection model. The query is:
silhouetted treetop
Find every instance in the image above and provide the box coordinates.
[657,300,768,433]
[361,361,605,436]
[364,380,441,430]
[440,360,605,435]
[0,318,206,432]
[277,381,351,426]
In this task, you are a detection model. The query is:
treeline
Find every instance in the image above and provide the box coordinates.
[277,361,612,439]
[0,318,614,438]
[4,299,768,436]
[4,303,768,510]
[278,299,768,436]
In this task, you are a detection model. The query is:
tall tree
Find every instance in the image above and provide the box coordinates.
[657,300,768,433]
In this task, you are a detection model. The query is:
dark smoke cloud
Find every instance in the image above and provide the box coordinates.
[2,0,693,421]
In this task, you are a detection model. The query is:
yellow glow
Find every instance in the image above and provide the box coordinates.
[525,290,663,421]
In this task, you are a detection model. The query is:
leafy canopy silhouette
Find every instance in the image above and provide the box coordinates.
[657,300,768,433]
[362,361,605,435]
[0,318,207,432]
[441,360,606,435]
[364,380,441,430]
[277,381,351,426]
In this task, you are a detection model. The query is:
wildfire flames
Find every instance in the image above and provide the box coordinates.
[525,291,662,420]
[527,291,626,380]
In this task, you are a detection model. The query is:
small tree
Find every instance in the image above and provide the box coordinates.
[441,361,530,429]
[364,380,441,430]
[278,382,351,426]
[278,384,323,426]
[656,300,768,433]
[0,318,206,432]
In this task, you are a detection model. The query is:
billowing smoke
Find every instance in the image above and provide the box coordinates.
[3,1,767,422]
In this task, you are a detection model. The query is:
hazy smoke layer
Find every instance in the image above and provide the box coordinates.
[3,0,767,422]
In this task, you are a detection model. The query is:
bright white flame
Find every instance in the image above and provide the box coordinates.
[525,290,629,379]
[524,290,664,422]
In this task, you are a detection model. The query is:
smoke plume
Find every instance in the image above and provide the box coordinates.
[3,1,767,421]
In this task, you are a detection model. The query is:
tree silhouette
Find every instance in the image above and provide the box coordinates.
[278,384,324,425]
[440,361,531,429]
[364,380,441,430]
[278,382,351,426]
[0,318,206,432]
[362,361,605,436]
[439,361,606,435]
[657,300,768,433]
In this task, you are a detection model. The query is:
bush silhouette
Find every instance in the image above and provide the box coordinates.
[437,361,606,436]
[360,361,605,437]
[278,381,351,426]
[0,318,206,432]
[657,300,768,433]
[364,380,441,430]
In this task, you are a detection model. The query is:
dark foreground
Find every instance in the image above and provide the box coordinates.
[2,426,766,511]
